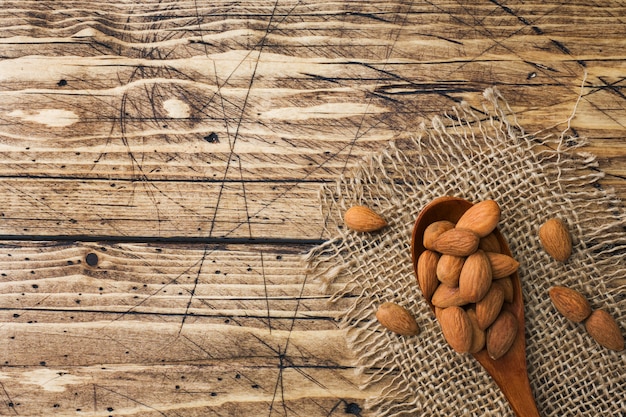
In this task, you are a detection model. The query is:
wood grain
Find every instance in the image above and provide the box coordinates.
[0,241,373,416]
[0,1,624,416]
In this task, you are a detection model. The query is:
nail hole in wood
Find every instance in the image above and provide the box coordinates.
[85,253,99,267]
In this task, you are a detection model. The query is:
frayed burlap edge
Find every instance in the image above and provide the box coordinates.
[305,88,625,416]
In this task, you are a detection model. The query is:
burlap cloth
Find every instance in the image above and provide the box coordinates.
[305,88,625,416]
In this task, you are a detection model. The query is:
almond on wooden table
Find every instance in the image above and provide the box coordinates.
[549,286,591,323]
[539,218,572,262]
[375,302,420,337]
[344,205,387,232]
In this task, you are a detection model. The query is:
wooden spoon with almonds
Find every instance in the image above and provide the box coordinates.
[411,196,540,417]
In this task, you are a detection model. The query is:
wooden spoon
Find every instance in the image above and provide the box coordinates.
[411,196,540,417]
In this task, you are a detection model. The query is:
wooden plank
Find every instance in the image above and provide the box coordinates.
[0,241,351,330]
[0,364,374,416]
[0,241,376,415]
[0,179,329,240]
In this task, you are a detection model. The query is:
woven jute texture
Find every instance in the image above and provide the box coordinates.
[305,88,625,416]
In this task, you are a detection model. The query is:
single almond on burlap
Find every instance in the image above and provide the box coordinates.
[344,205,387,232]
[436,254,465,287]
[549,286,591,323]
[479,232,501,253]
[476,284,505,330]
[431,284,467,308]
[432,228,479,257]
[585,309,624,351]
[417,250,440,301]
[455,200,501,238]
[492,277,514,303]
[486,252,520,279]
[423,220,455,250]
[438,306,473,353]
[539,218,572,262]
[486,310,518,360]
[459,250,492,303]
[375,302,420,337]
[467,308,486,353]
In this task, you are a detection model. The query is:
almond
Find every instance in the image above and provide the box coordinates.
[423,220,455,250]
[375,302,419,337]
[539,218,572,262]
[434,306,444,321]
[476,284,505,330]
[344,205,387,232]
[585,309,624,351]
[479,232,501,253]
[456,200,501,238]
[436,254,465,287]
[467,309,486,353]
[486,310,518,360]
[493,277,514,303]
[459,250,492,303]
[549,286,591,323]
[438,306,473,353]
[417,250,440,301]
[485,252,519,279]
[431,284,467,308]
[432,228,480,257]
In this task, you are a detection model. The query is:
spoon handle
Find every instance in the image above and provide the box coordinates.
[475,346,540,417]
[474,307,540,417]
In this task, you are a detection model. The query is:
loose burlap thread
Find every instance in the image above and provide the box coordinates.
[305,88,625,416]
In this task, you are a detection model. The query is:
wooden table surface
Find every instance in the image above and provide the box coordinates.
[0,1,624,416]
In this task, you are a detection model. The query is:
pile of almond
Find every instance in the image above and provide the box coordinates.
[417,200,520,359]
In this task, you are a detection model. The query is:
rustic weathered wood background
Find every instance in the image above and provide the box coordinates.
[0,1,624,416]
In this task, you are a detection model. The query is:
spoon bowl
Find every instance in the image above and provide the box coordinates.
[411,196,540,417]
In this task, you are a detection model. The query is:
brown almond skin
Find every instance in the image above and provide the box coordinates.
[486,310,518,360]
[479,233,502,253]
[486,252,520,279]
[438,306,473,353]
[456,200,501,238]
[417,250,440,301]
[539,218,572,262]
[344,205,387,232]
[585,309,624,351]
[459,250,493,303]
[431,284,467,308]
[493,277,514,303]
[476,284,505,330]
[436,254,465,287]
[467,309,486,353]
[423,220,455,251]
[432,228,480,257]
[375,302,420,337]
[549,286,592,323]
